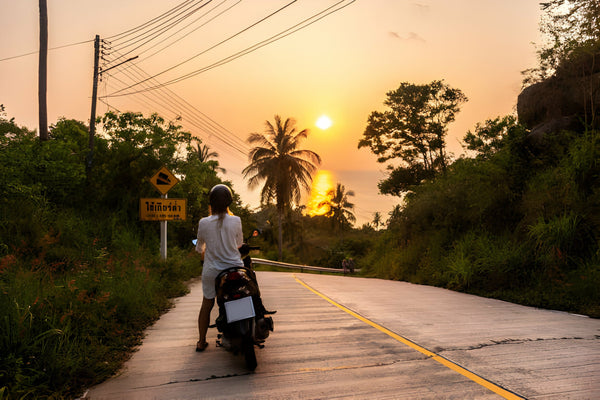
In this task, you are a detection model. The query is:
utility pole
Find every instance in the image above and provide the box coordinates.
[87,34,100,172]
[38,0,48,141]
[87,36,136,172]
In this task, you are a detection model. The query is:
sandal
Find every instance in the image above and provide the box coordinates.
[196,341,208,352]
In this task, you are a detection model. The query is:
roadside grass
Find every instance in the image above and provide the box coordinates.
[0,246,201,399]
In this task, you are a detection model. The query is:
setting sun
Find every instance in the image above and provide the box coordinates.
[316,115,333,130]
[306,170,335,216]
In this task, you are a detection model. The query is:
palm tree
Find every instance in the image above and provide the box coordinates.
[372,211,383,230]
[243,115,321,260]
[320,183,356,233]
[193,142,226,173]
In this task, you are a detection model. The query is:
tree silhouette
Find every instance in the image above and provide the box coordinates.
[243,115,321,260]
[192,141,225,173]
[372,211,383,230]
[359,80,467,196]
[320,182,356,233]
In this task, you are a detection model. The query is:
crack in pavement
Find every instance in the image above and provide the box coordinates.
[132,359,410,389]
[438,336,598,352]
[132,372,255,389]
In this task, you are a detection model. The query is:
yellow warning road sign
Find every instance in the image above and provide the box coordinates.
[149,166,179,195]
[140,198,187,221]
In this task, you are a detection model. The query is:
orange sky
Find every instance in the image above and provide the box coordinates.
[0,0,542,225]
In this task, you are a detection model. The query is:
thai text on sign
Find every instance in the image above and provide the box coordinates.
[140,198,187,221]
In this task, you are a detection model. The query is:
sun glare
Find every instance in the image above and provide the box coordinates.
[306,170,335,216]
[316,115,333,130]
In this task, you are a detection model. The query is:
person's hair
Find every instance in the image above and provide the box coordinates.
[209,184,233,215]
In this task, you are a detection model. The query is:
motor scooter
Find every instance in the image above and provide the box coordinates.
[212,238,274,370]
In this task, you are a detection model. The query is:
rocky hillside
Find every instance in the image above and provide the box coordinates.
[517,46,599,138]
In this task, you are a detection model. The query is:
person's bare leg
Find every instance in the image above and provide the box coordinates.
[197,297,215,351]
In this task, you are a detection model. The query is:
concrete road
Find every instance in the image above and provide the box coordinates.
[86,272,600,399]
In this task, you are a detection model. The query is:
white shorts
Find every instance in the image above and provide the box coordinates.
[201,264,221,300]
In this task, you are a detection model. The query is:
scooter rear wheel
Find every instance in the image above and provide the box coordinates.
[244,339,257,371]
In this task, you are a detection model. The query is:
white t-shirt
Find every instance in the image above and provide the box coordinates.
[195,214,244,270]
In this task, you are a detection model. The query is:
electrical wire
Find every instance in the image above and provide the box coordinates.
[104,0,213,69]
[105,0,196,41]
[96,0,357,168]
[105,0,355,97]
[106,0,299,97]
[110,0,210,52]
[100,48,249,159]
[0,39,93,62]
[102,71,249,162]
[109,0,240,82]
[0,1,201,63]
[130,0,241,64]
[148,0,356,88]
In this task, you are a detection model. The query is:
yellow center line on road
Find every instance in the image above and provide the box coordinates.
[293,274,525,400]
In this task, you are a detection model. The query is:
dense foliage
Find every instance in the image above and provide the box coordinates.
[360,119,600,317]
[524,0,599,84]
[354,1,599,318]
[0,109,251,399]
[1,3,598,395]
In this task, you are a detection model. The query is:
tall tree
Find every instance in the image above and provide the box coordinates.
[524,0,600,84]
[372,211,383,230]
[462,115,522,160]
[243,115,321,260]
[192,141,225,173]
[358,80,467,196]
[320,182,356,232]
[38,0,48,140]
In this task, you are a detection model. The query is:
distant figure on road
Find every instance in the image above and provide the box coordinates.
[348,258,355,274]
[195,184,244,352]
[342,258,349,275]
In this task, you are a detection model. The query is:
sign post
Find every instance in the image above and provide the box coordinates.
[145,166,183,260]
[160,195,168,260]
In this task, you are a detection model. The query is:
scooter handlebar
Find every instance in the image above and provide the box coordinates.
[239,244,260,255]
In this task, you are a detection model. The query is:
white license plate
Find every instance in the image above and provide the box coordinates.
[224,296,255,323]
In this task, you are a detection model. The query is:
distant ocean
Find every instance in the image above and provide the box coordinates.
[332,169,399,226]
[230,168,399,227]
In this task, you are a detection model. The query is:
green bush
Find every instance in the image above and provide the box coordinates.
[0,246,202,399]
[362,126,600,317]
[0,109,233,398]
[528,213,582,269]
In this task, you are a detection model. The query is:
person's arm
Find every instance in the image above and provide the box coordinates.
[195,220,206,259]
[235,217,243,248]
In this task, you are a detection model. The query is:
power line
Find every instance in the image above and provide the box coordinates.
[0,1,204,63]
[105,0,355,97]
[101,71,249,163]
[100,48,249,159]
[130,0,241,64]
[110,0,212,54]
[95,0,357,168]
[154,0,357,88]
[104,0,212,69]
[106,0,299,97]
[107,0,239,81]
[105,0,196,41]
[104,70,249,160]
[0,39,93,62]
